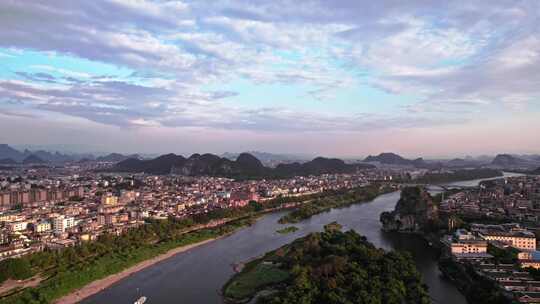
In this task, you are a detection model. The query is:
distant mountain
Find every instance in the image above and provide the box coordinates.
[0,144,79,163]
[445,158,484,168]
[491,154,528,167]
[114,153,186,175]
[364,152,427,168]
[96,153,140,163]
[26,149,73,163]
[235,153,267,176]
[0,144,25,162]
[221,151,310,166]
[22,154,46,164]
[0,158,17,165]
[112,153,373,178]
[531,167,540,175]
[365,153,409,165]
[274,157,371,177]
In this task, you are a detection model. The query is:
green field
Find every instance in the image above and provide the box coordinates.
[224,262,289,301]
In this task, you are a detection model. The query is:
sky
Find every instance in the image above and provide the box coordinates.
[0,0,539,158]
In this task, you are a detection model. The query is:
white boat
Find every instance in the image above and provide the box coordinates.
[134,296,147,304]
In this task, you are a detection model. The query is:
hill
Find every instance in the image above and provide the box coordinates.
[112,153,373,178]
[221,151,309,166]
[380,186,438,232]
[114,153,186,174]
[490,154,533,168]
[22,155,47,164]
[96,153,140,163]
[364,152,427,168]
[27,150,73,163]
[532,167,540,175]
[0,158,17,165]
[0,144,25,162]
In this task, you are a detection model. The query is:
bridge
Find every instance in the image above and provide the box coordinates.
[401,183,477,192]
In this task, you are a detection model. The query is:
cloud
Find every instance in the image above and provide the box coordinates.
[0,0,539,153]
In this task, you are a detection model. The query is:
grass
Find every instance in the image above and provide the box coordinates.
[276,226,299,234]
[224,263,289,300]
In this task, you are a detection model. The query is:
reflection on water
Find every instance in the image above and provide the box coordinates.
[83,173,521,304]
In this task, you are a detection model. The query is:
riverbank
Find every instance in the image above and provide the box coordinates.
[278,184,395,224]
[54,237,220,304]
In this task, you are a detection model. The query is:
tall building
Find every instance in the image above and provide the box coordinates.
[52,216,75,234]
[101,194,118,206]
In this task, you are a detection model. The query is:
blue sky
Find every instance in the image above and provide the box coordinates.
[0,1,539,157]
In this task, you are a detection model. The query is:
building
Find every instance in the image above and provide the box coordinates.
[480,231,536,251]
[520,260,540,270]
[52,216,75,234]
[472,224,537,251]
[31,221,52,233]
[0,230,10,245]
[101,194,119,206]
[443,229,491,260]
[6,221,28,232]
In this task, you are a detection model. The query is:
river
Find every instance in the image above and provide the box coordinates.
[82,172,523,304]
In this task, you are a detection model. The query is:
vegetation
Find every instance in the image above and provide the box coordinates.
[415,169,502,184]
[439,258,510,304]
[487,244,519,264]
[0,259,33,283]
[278,184,392,224]
[524,267,540,280]
[275,226,299,235]
[224,262,290,300]
[224,227,430,303]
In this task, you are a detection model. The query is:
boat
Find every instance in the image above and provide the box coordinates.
[134,296,147,304]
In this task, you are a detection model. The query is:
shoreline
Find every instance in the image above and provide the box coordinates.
[54,237,221,304]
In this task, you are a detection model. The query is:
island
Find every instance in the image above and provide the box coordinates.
[275,226,298,234]
[223,223,431,304]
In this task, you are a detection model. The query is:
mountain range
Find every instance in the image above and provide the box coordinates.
[0,144,140,164]
[2,143,540,170]
[112,152,374,178]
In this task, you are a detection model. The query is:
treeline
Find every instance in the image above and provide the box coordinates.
[278,184,391,224]
[226,227,431,303]
[415,169,502,184]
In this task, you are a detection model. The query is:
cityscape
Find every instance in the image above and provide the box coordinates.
[1,1,540,304]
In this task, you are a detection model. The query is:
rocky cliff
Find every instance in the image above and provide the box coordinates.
[380,186,438,232]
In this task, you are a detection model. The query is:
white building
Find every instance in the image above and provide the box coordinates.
[6,221,28,232]
[53,216,75,234]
